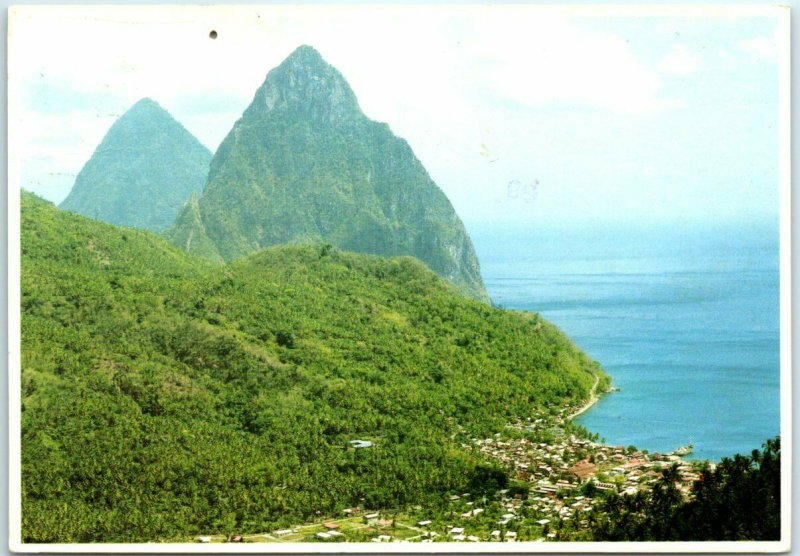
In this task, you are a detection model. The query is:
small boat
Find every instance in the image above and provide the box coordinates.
[673,444,694,456]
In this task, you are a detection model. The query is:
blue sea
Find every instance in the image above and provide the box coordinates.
[471,221,781,462]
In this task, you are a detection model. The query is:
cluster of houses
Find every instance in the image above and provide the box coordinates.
[469,417,707,507]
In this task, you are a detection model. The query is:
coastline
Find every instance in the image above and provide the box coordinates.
[568,374,602,421]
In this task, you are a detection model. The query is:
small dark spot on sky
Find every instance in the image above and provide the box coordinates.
[209,30,218,39]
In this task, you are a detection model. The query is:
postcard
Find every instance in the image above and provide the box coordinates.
[7,4,791,552]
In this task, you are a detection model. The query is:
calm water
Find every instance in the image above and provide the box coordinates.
[471,222,781,462]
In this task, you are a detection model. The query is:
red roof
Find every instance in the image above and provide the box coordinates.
[567,460,597,478]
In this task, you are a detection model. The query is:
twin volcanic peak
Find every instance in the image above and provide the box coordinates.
[59,98,212,233]
[164,45,489,302]
[56,46,487,301]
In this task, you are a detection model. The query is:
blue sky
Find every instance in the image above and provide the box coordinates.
[10,5,786,229]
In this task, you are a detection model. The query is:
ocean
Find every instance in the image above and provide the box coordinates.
[471,221,781,462]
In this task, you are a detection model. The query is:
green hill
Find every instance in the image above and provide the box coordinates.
[164,45,488,302]
[21,191,600,542]
[59,98,212,232]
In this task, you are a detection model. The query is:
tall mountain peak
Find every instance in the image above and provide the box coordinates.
[167,47,488,302]
[285,44,326,64]
[60,98,212,232]
[250,45,361,125]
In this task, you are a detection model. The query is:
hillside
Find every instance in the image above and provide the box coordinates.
[59,98,212,232]
[21,191,599,542]
[164,45,488,302]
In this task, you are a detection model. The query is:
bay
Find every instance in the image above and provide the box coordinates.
[471,221,781,462]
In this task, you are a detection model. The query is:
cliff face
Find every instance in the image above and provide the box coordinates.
[60,98,212,232]
[166,45,488,302]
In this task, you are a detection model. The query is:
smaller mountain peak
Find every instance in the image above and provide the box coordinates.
[128,97,164,113]
[117,98,176,126]
[60,95,211,233]
[133,97,159,107]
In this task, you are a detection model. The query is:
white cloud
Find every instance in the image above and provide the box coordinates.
[454,12,668,114]
[658,44,703,75]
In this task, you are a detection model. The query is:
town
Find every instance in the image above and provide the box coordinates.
[191,398,710,544]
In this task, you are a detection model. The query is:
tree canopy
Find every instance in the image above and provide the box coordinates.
[21,191,599,542]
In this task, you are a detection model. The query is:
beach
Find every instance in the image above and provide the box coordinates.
[568,374,601,421]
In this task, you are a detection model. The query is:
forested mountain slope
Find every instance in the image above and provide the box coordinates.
[22,191,599,542]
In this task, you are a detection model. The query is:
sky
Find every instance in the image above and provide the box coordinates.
[9,5,787,229]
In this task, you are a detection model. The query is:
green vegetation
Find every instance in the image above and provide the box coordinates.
[60,98,211,233]
[163,192,223,263]
[591,438,781,541]
[164,45,488,302]
[21,191,598,542]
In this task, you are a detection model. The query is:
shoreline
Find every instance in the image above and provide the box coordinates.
[568,374,601,421]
